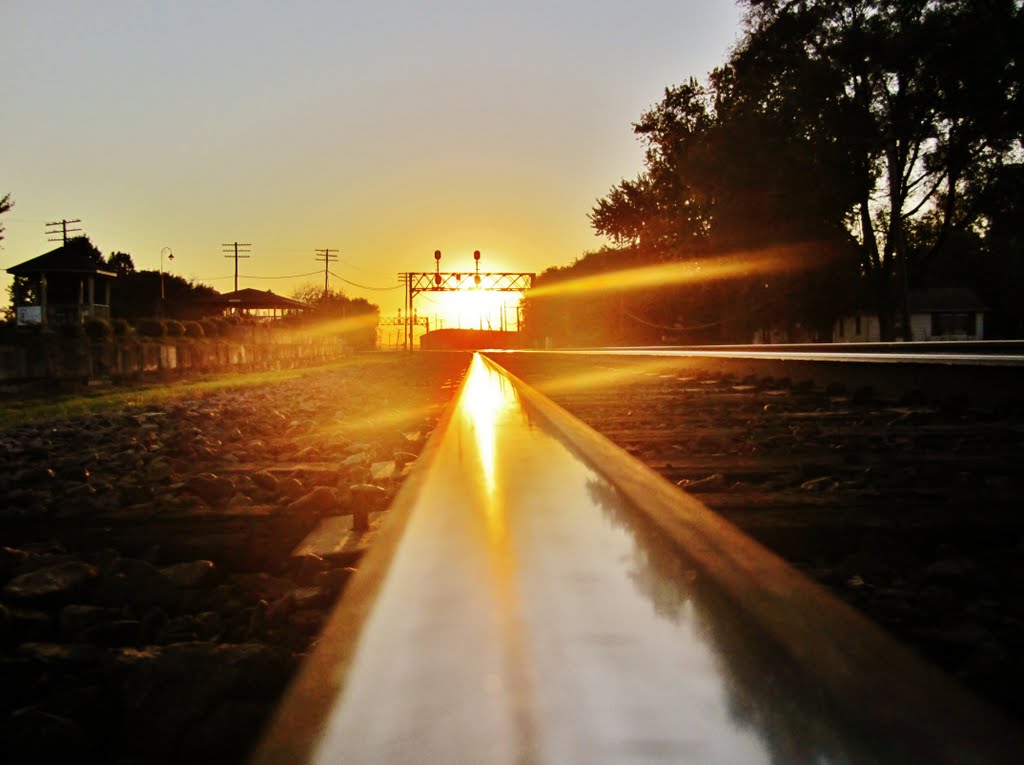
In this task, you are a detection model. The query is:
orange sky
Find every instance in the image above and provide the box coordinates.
[0,1,742,327]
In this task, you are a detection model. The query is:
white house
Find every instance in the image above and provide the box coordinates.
[833,287,987,342]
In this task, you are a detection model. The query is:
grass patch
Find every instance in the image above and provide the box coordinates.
[0,355,396,428]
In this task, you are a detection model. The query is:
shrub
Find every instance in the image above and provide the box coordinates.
[111,318,131,338]
[183,320,204,338]
[136,318,167,338]
[203,317,231,337]
[58,322,86,339]
[165,320,185,338]
[84,318,113,341]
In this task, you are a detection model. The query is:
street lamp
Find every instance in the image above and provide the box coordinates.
[160,247,174,300]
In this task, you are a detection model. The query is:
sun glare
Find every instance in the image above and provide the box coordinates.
[417,290,524,333]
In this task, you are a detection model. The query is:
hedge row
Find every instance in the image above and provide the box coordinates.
[81,317,230,340]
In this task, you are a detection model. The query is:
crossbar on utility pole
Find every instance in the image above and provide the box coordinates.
[46,218,82,244]
[222,242,252,292]
[315,248,339,296]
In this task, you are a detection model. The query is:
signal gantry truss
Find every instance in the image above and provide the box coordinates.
[406,271,534,294]
[397,250,534,349]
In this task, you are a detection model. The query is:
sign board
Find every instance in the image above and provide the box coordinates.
[16,306,42,326]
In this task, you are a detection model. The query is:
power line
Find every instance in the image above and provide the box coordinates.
[193,270,340,282]
[328,270,402,291]
[240,270,322,280]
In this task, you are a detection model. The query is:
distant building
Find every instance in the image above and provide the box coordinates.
[6,244,117,326]
[833,287,987,342]
[201,288,311,320]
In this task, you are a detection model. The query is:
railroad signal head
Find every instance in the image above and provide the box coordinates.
[474,250,480,261]
[434,250,441,261]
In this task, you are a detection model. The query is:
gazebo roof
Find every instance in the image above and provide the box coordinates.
[205,288,311,310]
[7,244,117,278]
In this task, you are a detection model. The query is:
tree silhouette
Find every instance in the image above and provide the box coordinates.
[0,193,11,245]
[289,284,380,349]
[578,0,1024,343]
[106,251,135,276]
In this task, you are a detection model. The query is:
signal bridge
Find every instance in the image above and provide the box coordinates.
[398,250,533,350]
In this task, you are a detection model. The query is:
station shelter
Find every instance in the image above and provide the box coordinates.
[6,243,117,326]
[202,288,311,320]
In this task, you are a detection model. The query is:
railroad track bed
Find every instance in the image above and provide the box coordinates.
[4,349,1024,762]
[491,352,1024,725]
[0,354,468,765]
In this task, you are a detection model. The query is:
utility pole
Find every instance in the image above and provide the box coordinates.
[46,218,82,244]
[397,272,412,350]
[314,248,339,296]
[222,241,251,292]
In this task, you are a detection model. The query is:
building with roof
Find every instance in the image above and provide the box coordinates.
[202,288,311,320]
[6,242,117,326]
[833,287,988,342]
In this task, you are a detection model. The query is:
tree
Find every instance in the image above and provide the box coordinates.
[289,284,379,349]
[735,0,1024,338]
[0,193,11,245]
[586,65,860,342]
[106,251,135,276]
[895,166,1024,339]
[587,0,1023,341]
[109,271,217,321]
[590,79,717,258]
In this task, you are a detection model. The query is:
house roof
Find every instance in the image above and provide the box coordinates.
[907,287,987,313]
[204,288,311,310]
[6,245,117,278]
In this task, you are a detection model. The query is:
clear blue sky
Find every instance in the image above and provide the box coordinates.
[1,0,742,320]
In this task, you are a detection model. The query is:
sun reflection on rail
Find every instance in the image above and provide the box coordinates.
[461,354,513,541]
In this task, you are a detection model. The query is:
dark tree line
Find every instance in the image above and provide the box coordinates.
[524,0,1024,345]
[4,237,382,347]
[289,284,380,350]
[103,250,220,321]
[5,236,218,322]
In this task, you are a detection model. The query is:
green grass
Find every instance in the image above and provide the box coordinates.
[0,356,385,428]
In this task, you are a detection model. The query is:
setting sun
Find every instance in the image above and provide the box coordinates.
[420,290,523,332]
[377,250,532,349]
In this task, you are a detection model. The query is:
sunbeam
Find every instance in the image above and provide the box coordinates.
[527,244,819,301]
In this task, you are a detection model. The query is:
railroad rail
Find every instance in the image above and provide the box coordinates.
[252,349,1024,764]
[497,344,1024,407]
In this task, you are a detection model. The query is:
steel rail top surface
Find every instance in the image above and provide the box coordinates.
[251,353,1024,765]
[491,347,1024,366]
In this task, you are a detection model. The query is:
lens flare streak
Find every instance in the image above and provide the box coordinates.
[527,245,814,300]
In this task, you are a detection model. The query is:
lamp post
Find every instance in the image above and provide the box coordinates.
[160,247,174,300]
